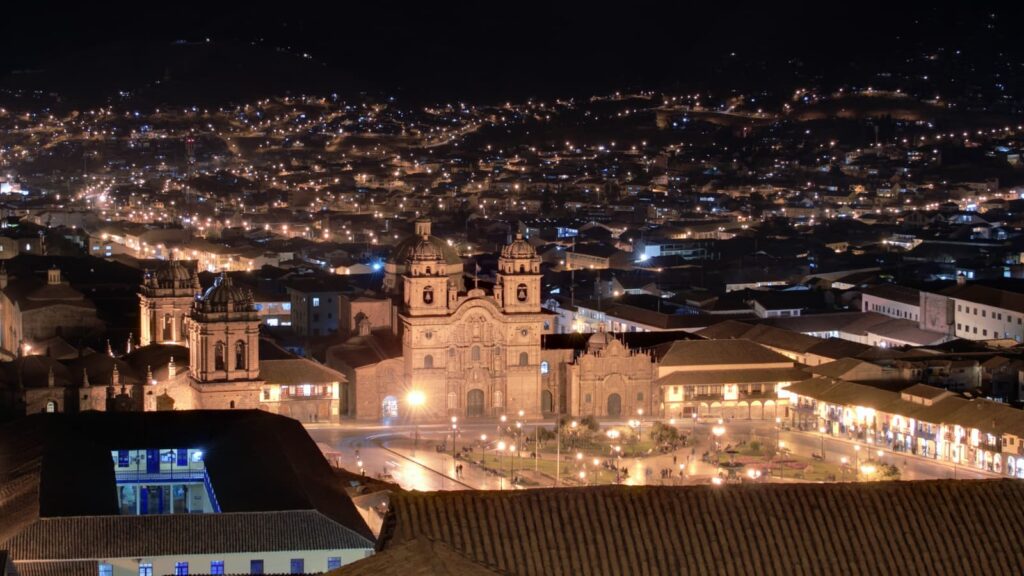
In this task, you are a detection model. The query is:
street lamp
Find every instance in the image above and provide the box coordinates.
[860,462,877,481]
[840,456,849,482]
[774,416,782,455]
[497,441,507,490]
[818,426,827,460]
[509,443,517,486]
[479,434,487,464]
[712,421,726,456]
[406,390,425,449]
[450,416,459,469]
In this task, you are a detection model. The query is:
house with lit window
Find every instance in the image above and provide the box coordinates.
[0,410,375,576]
[288,277,351,337]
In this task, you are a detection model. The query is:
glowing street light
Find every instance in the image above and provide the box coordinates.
[407,390,425,448]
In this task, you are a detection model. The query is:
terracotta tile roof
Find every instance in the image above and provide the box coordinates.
[259,358,347,385]
[375,482,1024,575]
[655,367,810,386]
[4,511,373,560]
[943,284,1024,314]
[14,560,96,576]
[660,339,792,367]
[862,284,921,306]
[333,539,502,576]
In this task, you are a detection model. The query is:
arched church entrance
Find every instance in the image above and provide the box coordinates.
[607,393,622,418]
[467,389,485,417]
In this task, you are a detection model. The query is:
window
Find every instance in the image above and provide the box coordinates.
[424,354,434,369]
[637,392,644,401]
[312,297,320,307]
[540,361,549,374]
[139,564,153,576]
[214,341,225,371]
[472,346,481,361]
[210,562,224,576]
[117,450,129,467]
[250,560,264,575]
[99,564,113,576]
[585,393,592,403]
[290,559,304,574]
[327,558,342,571]
[174,563,188,576]
[177,449,188,466]
[235,341,246,370]
[519,352,529,366]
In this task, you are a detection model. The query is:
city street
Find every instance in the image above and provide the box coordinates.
[308,417,999,491]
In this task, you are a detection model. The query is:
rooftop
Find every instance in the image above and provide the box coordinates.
[350,481,1024,576]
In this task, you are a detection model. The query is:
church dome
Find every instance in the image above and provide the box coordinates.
[501,232,537,260]
[194,274,255,314]
[408,236,444,262]
[155,260,199,290]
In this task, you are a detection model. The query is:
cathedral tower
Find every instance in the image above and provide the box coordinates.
[401,233,452,317]
[139,259,201,346]
[495,232,541,314]
[186,274,260,384]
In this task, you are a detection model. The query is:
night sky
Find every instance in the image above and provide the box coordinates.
[0,3,1019,102]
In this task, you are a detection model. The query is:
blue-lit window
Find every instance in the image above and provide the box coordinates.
[192,450,204,463]
[290,559,304,574]
[174,562,188,576]
[139,564,153,576]
[327,558,342,571]
[177,449,188,466]
[283,302,291,311]
[254,303,263,311]
[117,450,129,467]
[540,361,549,374]
[99,564,113,576]
[210,561,224,575]
[250,560,264,575]
[312,297,320,307]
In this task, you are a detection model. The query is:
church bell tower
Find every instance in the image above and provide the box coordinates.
[495,232,541,314]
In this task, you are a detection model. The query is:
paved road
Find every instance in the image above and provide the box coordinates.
[308,419,998,491]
